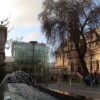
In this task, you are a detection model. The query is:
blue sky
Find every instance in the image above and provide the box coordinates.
[0,0,46,56]
[8,26,46,42]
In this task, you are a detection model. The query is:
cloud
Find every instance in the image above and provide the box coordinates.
[23,32,46,43]
[0,0,43,27]
[0,0,46,56]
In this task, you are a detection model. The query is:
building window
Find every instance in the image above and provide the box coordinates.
[71,63,74,72]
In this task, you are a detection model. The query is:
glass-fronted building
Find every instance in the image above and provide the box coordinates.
[12,41,49,78]
[13,43,33,64]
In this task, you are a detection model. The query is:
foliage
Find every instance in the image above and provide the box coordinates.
[39,0,100,77]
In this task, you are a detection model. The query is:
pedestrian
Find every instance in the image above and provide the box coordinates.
[85,74,91,86]
[94,72,99,86]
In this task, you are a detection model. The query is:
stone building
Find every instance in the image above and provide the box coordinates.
[0,25,7,65]
[55,28,100,75]
[0,25,7,83]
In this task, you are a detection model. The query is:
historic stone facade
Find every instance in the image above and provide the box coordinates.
[0,25,7,65]
[55,28,100,74]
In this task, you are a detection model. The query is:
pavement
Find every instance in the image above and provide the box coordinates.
[41,81,100,100]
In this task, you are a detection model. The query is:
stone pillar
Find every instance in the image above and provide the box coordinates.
[0,25,7,65]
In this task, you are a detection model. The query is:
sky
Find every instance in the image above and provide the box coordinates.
[2,0,99,56]
[0,0,45,56]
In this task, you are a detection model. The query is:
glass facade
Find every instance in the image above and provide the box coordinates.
[13,42,49,68]
[14,43,33,64]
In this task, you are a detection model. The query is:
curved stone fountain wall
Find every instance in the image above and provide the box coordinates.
[1,71,34,88]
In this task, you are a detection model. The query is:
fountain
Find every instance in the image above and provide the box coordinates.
[7,83,58,100]
[1,71,58,100]
[1,71,34,87]
[1,71,93,100]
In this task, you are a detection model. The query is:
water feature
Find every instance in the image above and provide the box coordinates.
[1,71,90,100]
[1,71,34,88]
[7,83,58,100]
[1,71,58,100]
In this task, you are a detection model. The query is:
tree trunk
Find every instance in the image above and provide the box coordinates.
[68,11,89,78]
[77,51,89,77]
[75,43,89,79]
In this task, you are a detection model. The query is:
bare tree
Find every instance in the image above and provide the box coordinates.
[39,0,100,78]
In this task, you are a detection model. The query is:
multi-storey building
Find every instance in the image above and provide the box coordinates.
[55,28,100,75]
[12,41,49,80]
[0,25,7,65]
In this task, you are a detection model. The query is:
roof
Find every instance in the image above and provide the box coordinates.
[13,42,46,46]
[36,43,46,46]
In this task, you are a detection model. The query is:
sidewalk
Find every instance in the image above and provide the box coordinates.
[42,82,100,99]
